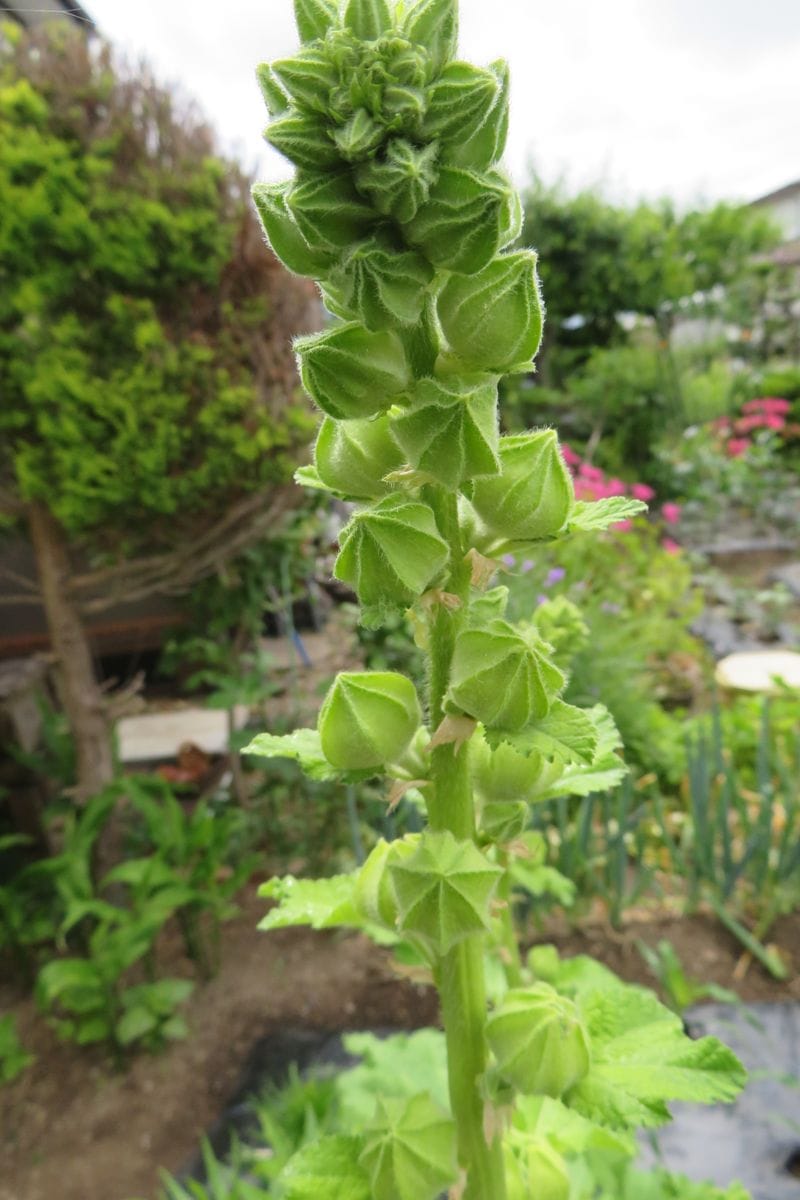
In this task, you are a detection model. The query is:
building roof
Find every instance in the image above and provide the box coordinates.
[0,0,95,31]
[750,179,800,208]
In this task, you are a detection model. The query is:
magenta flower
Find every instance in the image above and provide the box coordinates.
[726,438,749,458]
[662,537,681,554]
[560,442,581,466]
[661,502,681,525]
[631,482,655,502]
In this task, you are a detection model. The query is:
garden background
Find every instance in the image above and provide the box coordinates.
[1,3,799,1199]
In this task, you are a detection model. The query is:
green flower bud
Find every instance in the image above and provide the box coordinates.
[421,61,500,146]
[474,736,548,841]
[354,834,419,927]
[271,49,339,115]
[314,413,403,499]
[293,0,338,44]
[446,60,510,171]
[486,983,591,1097]
[437,250,543,371]
[532,596,589,668]
[265,112,340,171]
[318,671,421,770]
[391,374,499,489]
[334,494,450,622]
[402,0,457,76]
[325,232,434,330]
[390,829,502,955]
[343,0,393,41]
[524,1142,570,1200]
[403,166,512,275]
[470,431,574,542]
[251,182,336,277]
[355,138,439,224]
[360,1093,457,1200]
[296,323,410,419]
[288,170,376,251]
[333,107,385,160]
[256,63,290,117]
[446,619,564,731]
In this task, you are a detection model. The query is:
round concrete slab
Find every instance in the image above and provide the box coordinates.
[715,650,800,694]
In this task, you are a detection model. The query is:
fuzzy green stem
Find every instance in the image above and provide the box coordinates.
[425,486,507,1200]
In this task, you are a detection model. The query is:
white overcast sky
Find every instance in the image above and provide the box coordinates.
[75,0,799,207]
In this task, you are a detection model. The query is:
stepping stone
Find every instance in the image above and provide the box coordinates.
[715,649,800,693]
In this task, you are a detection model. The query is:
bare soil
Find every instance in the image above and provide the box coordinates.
[1,886,798,1200]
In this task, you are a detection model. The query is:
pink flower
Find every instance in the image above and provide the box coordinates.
[743,397,790,414]
[612,519,633,532]
[763,414,786,431]
[607,477,627,496]
[662,538,681,555]
[578,463,604,483]
[726,438,749,458]
[631,483,655,501]
[560,442,581,466]
[661,502,681,525]
[735,414,767,433]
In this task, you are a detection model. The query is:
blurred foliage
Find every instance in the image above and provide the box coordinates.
[0,22,314,552]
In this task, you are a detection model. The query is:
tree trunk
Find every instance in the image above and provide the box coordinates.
[27,501,114,799]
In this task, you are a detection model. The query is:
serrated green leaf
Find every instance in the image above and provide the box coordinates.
[243,728,338,780]
[568,986,747,1130]
[500,700,599,766]
[569,497,648,532]
[535,704,627,801]
[338,1030,450,1125]
[390,829,502,955]
[280,1134,371,1200]
[258,873,361,932]
[508,861,575,907]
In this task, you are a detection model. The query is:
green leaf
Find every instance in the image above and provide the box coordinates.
[360,1092,457,1200]
[243,728,339,780]
[257,873,361,932]
[279,1134,371,1200]
[294,0,339,44]
[535,704,628,801]
[508,861,575,907]
[500,700,599,766]
[115,1005,157,1046]
[390,829,502,955]
[569,496,648,532]
[568,986,747,1129]
[338,1030,450,1125]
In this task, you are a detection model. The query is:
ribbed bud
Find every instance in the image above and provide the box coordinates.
[265,112,340,171]
[446,60,509,171]
[287,171,376,251]
[403,166,512,275]
[437,251,543,371]
[474,737,546,838]
[391,374,499,488]
[354,834,419,928]
[333,107,385,160]
[293,0,338,44]
[446,620,565,732]
[318,671,421,770]
[486,984,591,1097]
[251,182,336,278]
[402,0,458,76]
[470,431,574,542]
[325,233,434,330]
[256,63,289,117]
[334,494,450,622]
[271,49,338,115]
[296,323,410,419]
[313,414,403,499]
[355,138,439,224]
[343,0,393,41]
[360,1093,457,1200]
[422,62,500,145]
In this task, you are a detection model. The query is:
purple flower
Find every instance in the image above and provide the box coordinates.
[521,559,534,573]
[544,567,566,587]
[600,601,621,614]
[502,553,516,567]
